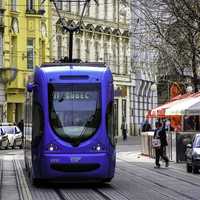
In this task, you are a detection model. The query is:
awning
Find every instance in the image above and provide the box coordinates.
[146,92,196,118]
[165,93,200,116]
[147,100,178,118]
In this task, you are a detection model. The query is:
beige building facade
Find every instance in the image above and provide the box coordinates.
[51,1,134,136]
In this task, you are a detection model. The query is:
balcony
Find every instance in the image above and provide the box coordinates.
[0,68,17,84]
[6,70,25,90]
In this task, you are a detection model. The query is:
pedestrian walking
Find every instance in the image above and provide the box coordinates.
[17,119,24,133]
[153,121,169,168]
[121,117,127,141]
[17,119,24,142]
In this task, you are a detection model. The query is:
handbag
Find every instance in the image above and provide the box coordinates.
[152,138,161,148]
[152,129,161,148]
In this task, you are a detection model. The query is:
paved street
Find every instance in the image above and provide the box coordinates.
[0,137,200,200]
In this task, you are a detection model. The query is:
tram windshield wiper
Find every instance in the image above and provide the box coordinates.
[79,102,100,139]
[58,95,65,102]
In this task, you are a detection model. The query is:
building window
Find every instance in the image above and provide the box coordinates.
[112,43,117,73]
[11,0,16,11]
[95,3,99,19]
[76,38,81,59]
[0,0,3,9]
[11,36,17,67]
[85,40,90,61]
[26,0,34,11]
[122,43,128,74]
[113,0,116,22]
[56,1,62,10]
[27,38,34,69]
[94,41,99,61]
[39,39,45,64]
[104,0,108,20]
[57,35,62,60]
[104,43,108,63]
[85,2,90,17]
[65,2,71,12]
[77,1,80,14]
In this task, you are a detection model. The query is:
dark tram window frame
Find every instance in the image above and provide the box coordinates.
[106,101,115,147]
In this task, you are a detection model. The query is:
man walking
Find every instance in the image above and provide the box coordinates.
[154,121,169,168]
[121,117,127,141]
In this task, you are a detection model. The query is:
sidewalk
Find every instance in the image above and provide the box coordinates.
[117,135,141,145]
[116,135,154,163]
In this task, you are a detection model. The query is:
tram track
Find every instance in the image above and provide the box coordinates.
[92,187,131,200]
[117,157,200,200]
[19,159,116,200]
[13,160,32,200]
[19,159,130,200]
[55,190,66,200]
[118,157,200,187]
[16,157,200,200]
[56,187,130,200]
[116,167,192,200]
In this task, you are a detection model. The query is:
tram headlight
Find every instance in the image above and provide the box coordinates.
[92,143,104,152]
[46,143,59,151]
[96,145,101,151]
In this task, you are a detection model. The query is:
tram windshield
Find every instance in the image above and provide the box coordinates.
[48,83,101,144]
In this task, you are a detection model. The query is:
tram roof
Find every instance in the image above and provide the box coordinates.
[39,62,109,74]
[41,62,107,68]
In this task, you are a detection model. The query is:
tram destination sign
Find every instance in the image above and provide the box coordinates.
[54,91,90,100]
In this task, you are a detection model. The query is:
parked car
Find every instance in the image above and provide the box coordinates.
[1,124,23,149]
[0,127,9,149]
[185,133,200,173]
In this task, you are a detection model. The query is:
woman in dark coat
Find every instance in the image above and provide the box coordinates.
[154,121,169,168]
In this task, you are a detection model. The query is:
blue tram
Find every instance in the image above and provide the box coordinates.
[24,62,116,184]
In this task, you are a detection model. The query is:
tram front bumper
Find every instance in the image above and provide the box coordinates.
[39,152,115,180]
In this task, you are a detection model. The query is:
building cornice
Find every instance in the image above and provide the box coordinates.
[52,10,129,31]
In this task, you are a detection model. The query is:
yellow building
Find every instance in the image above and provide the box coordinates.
[3,0,51,123]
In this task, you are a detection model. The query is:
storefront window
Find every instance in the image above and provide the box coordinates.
[184,116,196,131]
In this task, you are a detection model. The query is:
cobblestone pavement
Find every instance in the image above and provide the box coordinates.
[0,137,199,200]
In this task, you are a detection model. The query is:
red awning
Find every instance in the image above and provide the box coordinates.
[146,92,194,118]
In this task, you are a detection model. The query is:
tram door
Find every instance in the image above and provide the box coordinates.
[114,99,118,136]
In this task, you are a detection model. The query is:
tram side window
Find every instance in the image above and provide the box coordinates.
[25,93,32,136]
[106,101,115,146]
[32,102,44,140]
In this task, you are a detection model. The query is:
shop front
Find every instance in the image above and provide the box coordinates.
[143,92,200,162]
[114,85,130,137]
